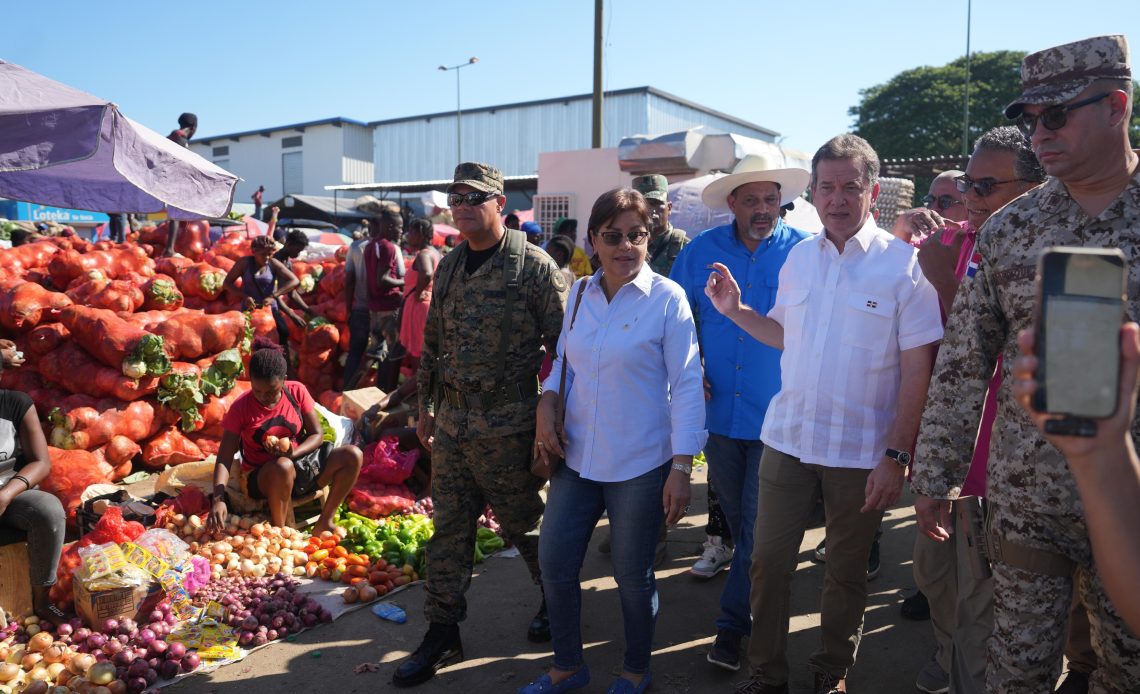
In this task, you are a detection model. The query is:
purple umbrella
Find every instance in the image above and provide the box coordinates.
[0,60,238,220]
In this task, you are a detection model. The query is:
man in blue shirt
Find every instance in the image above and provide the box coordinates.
[670,154,811,672]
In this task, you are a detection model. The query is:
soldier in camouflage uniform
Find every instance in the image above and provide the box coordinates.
[911,35,1140,694]
[392,163,569,688]
[632,174,689,276]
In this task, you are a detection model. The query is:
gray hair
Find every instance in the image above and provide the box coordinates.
[974,126,1046,183]
[811,134,881,189]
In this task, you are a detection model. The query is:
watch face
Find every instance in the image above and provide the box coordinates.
[898,451,912,466]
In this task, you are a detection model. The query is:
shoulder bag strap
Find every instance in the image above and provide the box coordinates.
[556,280,588,428]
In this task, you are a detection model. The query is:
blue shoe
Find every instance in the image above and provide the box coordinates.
[517,665,590,694]
[606,672,652,694]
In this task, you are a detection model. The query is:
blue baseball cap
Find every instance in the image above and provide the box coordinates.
[520,221,543,236]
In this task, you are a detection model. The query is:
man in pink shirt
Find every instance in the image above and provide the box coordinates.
[911,126,1045,694]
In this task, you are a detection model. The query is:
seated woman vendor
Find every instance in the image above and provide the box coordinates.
[0,343,67,622]
[208,348,362,533]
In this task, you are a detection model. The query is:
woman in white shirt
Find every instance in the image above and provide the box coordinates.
[521,188,707,694]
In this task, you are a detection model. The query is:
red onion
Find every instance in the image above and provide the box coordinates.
[167,642,187,660]
[147,610,164,625]
[101,619,120,634]
[266,629,278,641]
[112,650,134,667]
[158,660,180,681]
[103,639,124,656]
[57,623,74,637]
[143,668,158,686]
[86,633,108,649]
[147,640,167,658]
[127,660,149,679]
[181,653,200,672]
[74,628,92,642]
[116,635,130,646]
[137,629,156,645]
[126,677,147,694]
[119,619,137,636]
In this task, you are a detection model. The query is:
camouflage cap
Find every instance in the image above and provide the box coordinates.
[446,162,504,194]
[1005,34,1131,118]
[631,174,670,202]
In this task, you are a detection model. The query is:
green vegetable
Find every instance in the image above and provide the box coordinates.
[299,275,316,294]
[148,279,181,307]
[157,371,205,432]
[124,334,171,378]
[200,270,225,298]
[307,316,331,330]
[316,408,336,444]
[201,348,244,397]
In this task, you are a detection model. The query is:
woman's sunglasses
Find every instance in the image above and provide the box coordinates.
[954,175,1031,198]
[447,190,500,207]
[922,194,962,212]
[1014,92,1110,138]
[597,230,650,246]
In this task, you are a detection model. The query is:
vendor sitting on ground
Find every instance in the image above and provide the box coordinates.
[0,345,66,622]
[209,348,363,534]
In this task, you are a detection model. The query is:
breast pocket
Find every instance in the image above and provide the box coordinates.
[775,289,811,345]
[843,293,896,353]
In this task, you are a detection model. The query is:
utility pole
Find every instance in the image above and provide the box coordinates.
[962,0,972,156]
[439,57,479,162]
[592,0,603,148]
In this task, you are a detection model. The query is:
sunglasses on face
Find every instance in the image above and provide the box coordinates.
[597,230,650,246]
[922,194,962,212]
[447,190,500,207]
[1014,92,1111,137]
[954,175,1029,197]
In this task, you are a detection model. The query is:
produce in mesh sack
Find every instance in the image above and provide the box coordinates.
[0,239,59,275]
[38,342,161,401]
[58,305,171,378]
[360,437,419,485]
[316,265,345,300]
[248,306,278,339]
[156,364,205,431]
[65,274,146,312]
[94,434,141,481]
[47,246,155,287]
[49,397,161,449]
[39,447,113,522]
[139,219,211,260]
[346,479,415,519]
[142,426,205,469]
[141,274,184,311]
[171,262,227,301]
[25,322,69,356]
[201,249,236,272]
[198,381,250,428]
[0,280,73,331]
[152,310,246,360]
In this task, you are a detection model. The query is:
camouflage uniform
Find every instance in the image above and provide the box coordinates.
[646,224,689,276]
[417,202,569,625]
[912,170,1140,693]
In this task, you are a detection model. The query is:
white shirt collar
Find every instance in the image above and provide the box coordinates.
[820,215,882,253]
[589,261,654,297]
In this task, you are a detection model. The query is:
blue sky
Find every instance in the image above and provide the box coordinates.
[6,1,1137,156]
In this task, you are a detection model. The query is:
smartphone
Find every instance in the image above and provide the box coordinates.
[1033,247,1127,421]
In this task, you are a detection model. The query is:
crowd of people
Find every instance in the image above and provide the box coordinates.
[381,34,1140,694]
[3,31,1138,694]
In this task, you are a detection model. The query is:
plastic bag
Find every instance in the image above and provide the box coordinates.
[134,528,190,567]
[77,542,128,582]
[315,403,354,446]
[360,437,419,485]
[346,480,415,518]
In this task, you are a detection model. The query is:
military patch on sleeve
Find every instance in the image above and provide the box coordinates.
[550,266,568,292]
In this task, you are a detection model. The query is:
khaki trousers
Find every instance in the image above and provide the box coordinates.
[913,526,958,672]
[949,499,992,694]
[747,447,883,685]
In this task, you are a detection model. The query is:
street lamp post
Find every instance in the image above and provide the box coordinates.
[439,57,479,163]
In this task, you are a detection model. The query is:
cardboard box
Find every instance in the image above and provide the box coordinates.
[340,387,386,422]
[73,579,161,629]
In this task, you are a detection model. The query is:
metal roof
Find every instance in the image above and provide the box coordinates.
[191,117,371,145]
[326,175,538,194]
[368,86,778,138]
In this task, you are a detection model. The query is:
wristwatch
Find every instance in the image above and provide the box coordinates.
[885,448,912,469]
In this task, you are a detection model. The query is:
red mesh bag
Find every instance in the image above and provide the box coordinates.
[360,437,419,485]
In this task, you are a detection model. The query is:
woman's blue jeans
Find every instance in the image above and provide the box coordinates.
[538,462,668,675]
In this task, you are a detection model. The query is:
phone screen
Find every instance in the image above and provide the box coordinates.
[1037,249,1125,418]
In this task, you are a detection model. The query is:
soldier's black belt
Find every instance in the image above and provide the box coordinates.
[440,380,537,411]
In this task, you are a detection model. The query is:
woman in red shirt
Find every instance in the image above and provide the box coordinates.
[208,348,362,533]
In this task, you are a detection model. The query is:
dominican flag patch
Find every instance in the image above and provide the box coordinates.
[966,251,982,278]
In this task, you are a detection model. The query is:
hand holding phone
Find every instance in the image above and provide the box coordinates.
[1031,248,1127,435]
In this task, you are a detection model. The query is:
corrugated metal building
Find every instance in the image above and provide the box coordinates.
[189,86,777,204]
[371,86,777,182]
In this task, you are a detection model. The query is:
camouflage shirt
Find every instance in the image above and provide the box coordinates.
[417,230,569,440]
[647,224,689,277]
[912,168,1140,515]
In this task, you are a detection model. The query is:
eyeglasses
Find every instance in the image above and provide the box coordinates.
[953,175,1031,197]
[1014,92,1111,137]
[922,194,962,212]
[447,190,500,207]
[597,230,650,246]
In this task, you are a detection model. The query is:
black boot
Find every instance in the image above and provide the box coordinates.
[392,623,463,688]
[527,597,551,643]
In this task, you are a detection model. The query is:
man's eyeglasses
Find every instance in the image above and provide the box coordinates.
[922,194,962,212]
[953,175,1031,198]
[1014,92,1111,138]
[447,190,500,207]
[597,230,650,246]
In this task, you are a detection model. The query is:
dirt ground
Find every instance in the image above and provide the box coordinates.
[170,467,938,693]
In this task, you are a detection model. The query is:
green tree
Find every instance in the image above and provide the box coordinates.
[851,51,1140,159]
[850,51,1026,159]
